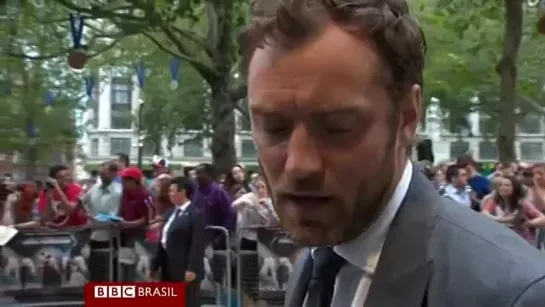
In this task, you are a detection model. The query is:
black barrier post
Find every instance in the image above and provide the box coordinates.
[206,226,232,307]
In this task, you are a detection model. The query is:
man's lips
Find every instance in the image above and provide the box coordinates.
[283,194,334,208]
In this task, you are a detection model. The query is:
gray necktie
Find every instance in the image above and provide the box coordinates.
[306,247,346,307]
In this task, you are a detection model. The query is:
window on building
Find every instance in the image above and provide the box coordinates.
[90,139,99,157]
[478,141,497,161]
[109,137,132,156]
[88,99,98,128]
[478,114,496,135]
[142,139,157,157]
[449,140,470,159]
[110,77,132,129]
[518,113,543,134]
[182,138,203,157]
[520,142,545,161]
[241,139,258,158]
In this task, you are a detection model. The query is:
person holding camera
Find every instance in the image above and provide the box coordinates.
[38,165,86,228]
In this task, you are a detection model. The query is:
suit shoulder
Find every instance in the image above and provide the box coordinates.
[429,197,545,302]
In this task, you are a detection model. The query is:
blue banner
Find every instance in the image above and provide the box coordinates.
[69,13,85,49]
[27,124,36,138]
[45,91,54,106]
[135,61,145,89]
[169,58,181,82]
[84,75,95,97]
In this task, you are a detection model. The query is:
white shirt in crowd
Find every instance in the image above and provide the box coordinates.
[232,192,276,241]
[161,201,190,248]
[305,161,413,307]
[82,181,122,241]
[443,184,472,207]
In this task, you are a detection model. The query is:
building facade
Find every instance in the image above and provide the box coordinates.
[81,71,545,169]
[423,103,545,162]
[80,70,258,168]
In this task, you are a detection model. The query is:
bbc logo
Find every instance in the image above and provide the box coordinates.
[94,285,136,298]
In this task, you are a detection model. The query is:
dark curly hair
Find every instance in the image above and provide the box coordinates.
[240,0,427,103]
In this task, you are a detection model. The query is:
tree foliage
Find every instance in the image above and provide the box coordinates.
[2,0,249,172]
[1,4,85,177]
[413,0,545,161]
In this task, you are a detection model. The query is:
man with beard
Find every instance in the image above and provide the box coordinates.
[242,0,545,306]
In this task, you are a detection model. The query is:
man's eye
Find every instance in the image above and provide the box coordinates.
[263,126,290,134]
[323,125,352,133]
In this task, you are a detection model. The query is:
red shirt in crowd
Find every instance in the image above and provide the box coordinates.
[38,184,87,227]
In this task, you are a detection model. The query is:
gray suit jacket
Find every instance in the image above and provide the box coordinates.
[285,171,545,307]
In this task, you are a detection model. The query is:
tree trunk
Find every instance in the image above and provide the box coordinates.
[210,77,237,174]
[496,0,523,162]
[207,0,237,174]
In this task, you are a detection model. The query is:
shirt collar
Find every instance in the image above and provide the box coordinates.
[332,160,413,270]
[177,200,191,212]
[445,184,465,194]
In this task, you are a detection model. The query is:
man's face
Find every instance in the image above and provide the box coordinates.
[116,156,127,169]
[533,166,545,187]
[99,166,113,183]
[454,169,468,187]
[188,170,197,181]
[195,167,210,186]
[168,184,184,204]
[248,25,421,246]
[56,170,69,187]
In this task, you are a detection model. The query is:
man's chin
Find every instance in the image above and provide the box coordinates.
[286,224,343,247]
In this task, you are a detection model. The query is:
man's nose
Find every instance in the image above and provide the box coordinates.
[284,124,323,180]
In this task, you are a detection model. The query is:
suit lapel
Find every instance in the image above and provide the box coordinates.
[170,204,192,230]
[365,172,438,307]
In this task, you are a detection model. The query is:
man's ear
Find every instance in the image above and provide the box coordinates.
[400,84,422,148]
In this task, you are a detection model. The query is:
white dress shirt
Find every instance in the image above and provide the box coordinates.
[161,201,190,248]
[306,161,413,307]
[443,184,471,207]
[82,181,122,241]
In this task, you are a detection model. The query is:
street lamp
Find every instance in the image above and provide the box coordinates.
[137,98,144,168]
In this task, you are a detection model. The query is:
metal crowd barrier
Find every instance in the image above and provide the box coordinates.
[235,225,298,307]
[205,225,232,307]
[0,223,121,306]
[2,222,301,307]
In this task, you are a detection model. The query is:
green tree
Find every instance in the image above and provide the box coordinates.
[413,0,545,161]
[86,33,212,162]
[6,0,249,173]
[1,5,84,178]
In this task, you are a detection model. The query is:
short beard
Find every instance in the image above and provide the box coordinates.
[340,125,401,243]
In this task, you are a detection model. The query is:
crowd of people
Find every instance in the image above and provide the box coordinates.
[0,153,279,304]
[421,155,545,248]
[2,153,544,303]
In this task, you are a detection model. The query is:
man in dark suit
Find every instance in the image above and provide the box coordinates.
[151,176,205,307]
[242,0,545,306]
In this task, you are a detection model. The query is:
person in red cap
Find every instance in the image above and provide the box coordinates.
[118,167,154,231]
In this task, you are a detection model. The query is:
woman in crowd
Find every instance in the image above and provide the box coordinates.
[147,174,173,243]
[481,176,544,244]
[232,177,277,303]
[224,164,252,199]
[525,163,545,249]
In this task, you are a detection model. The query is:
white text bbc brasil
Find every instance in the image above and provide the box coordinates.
[94,286,179,298]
